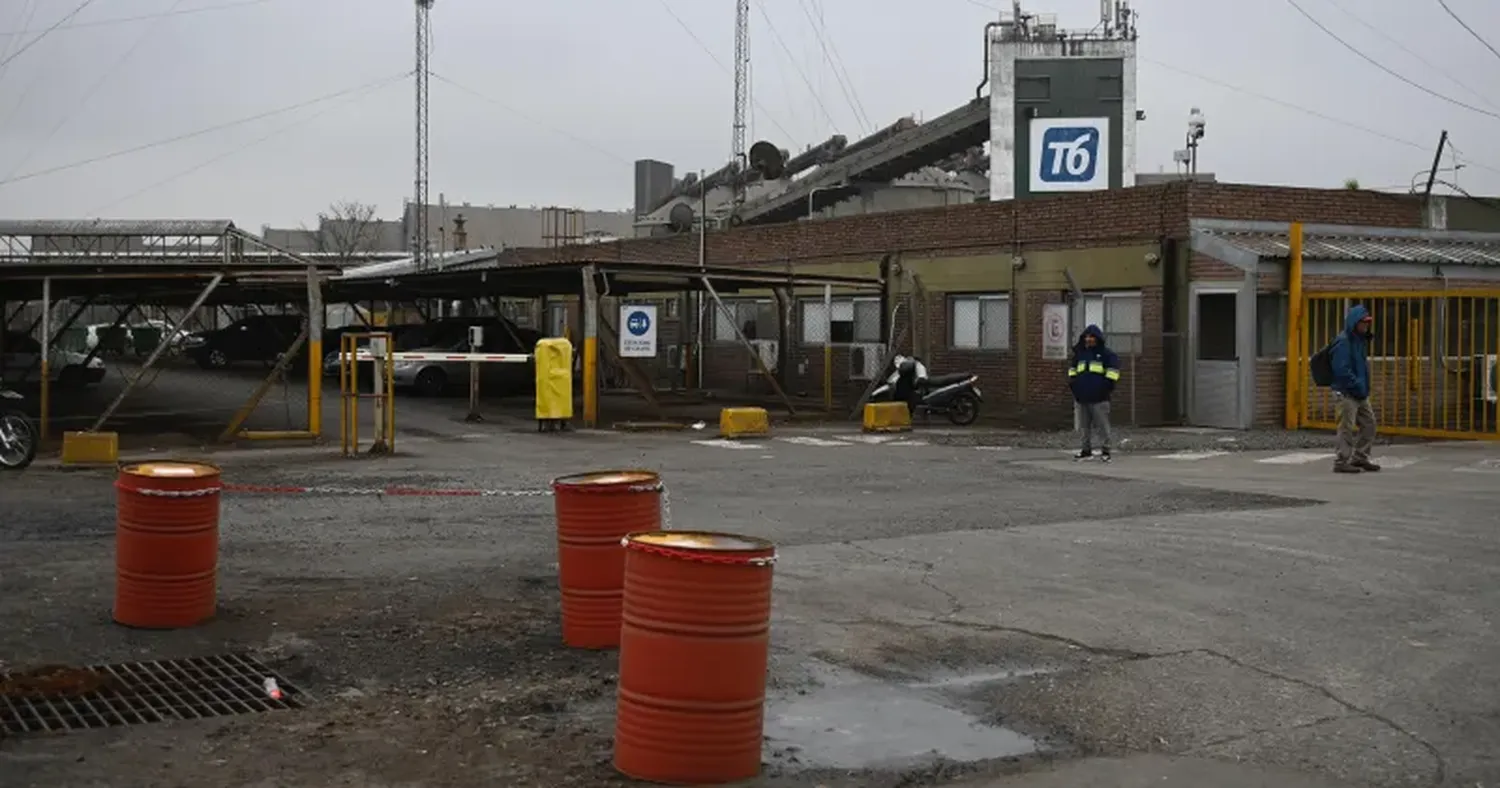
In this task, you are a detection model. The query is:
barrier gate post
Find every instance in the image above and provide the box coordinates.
[339,331,395,457]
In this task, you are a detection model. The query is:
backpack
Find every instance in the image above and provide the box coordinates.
[1308,342,1335,387]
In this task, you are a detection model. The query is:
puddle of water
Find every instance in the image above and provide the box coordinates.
[764,664,1038,770]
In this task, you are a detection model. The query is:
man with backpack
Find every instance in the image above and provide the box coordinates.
[1317,304,1379,474]
[1069,324,1121,461]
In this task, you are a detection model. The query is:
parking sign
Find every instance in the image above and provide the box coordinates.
[619,304,657,358]
[1030,117,1110,192]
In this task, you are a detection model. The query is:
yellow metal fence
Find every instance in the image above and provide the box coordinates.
[1298,291,1500,440]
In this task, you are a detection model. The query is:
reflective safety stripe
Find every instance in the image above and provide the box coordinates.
[1104,369,1121,381]
[1067,368,1079,376]
[1086,362,1105,373]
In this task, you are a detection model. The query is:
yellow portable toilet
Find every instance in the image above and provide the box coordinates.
[534,337,574,431]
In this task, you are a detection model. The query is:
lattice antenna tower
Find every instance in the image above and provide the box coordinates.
[731,0,750,208]
[414,0,435,271]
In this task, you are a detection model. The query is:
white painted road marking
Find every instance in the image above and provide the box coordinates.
[1257,452,1333,465]
[843,434,902,444]
[1155,451,1230,461]
[1456,458,1500,474]
[692,439,765,450]
[1373,456,1422,469]
[778,436,854,447]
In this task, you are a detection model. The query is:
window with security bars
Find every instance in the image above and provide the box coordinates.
[1081,291,1143,353]
[800,298,880,344]
[711,299,778,342]
[949,295,1011,350]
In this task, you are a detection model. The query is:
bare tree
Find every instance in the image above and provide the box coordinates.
[307,200,383,261]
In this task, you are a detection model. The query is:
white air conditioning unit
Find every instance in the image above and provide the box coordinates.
[849,343,885,380]
[748,339,778,372]
[1484,355,1498,403]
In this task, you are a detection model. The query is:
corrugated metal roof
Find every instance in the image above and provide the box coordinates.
[338,247,503,280]
[0,219,236,236]
[1199,228,1500,266]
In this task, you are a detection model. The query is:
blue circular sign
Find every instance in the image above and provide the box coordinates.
[626,309,651,336]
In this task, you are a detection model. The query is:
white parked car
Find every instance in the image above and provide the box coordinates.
[1,331,106,388]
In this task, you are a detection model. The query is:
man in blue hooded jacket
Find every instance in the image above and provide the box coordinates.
[1329,304,1379,473]
[1068,324,1120,461]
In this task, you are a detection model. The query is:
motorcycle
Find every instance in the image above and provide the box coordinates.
[0,387,38,470]
[868,355,982,426]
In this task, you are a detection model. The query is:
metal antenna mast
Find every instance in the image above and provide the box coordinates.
[414,0,434,271]
[731,0,750,209]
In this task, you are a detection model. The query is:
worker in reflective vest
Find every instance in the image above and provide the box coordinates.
[1067,324,1121,461]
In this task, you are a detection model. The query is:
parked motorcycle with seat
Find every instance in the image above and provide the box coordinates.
[0,387,38,470]
[868,355,982,425]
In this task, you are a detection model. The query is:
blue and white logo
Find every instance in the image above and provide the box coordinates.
[618,303,657,358]
[626,309,651,336]
[1029,117,1110,192]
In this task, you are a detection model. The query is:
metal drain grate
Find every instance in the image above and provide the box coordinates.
[0,653,304,735]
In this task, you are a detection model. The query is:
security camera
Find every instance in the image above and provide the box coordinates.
[1136,109,1147,121]
[1011,255,1026,270]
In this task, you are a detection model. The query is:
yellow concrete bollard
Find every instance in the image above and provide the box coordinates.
[61,431,119,465]
[862,402,912,433]
[719,407,770,439]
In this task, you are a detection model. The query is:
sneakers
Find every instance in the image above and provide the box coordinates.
[1100,451,1113,463]
[1075,450,1093,460]
[1333,460,1381,474]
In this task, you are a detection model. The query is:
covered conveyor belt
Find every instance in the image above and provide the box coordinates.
[737,97,990,226]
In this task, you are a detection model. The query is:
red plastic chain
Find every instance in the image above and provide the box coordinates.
[622,538,776,566]
[114,481,223,498]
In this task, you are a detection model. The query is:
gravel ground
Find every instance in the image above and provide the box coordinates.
[2,414,1492,787]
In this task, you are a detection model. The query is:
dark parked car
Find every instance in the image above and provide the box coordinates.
[181,314,304,370]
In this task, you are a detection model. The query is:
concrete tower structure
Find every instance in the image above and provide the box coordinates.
[987,1,1139,201]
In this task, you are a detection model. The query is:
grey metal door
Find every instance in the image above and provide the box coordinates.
[1190,290,1241,428]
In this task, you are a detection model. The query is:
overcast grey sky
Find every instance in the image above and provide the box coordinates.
[0,0,1496,231]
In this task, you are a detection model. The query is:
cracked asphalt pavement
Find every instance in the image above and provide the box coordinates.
[0,410,1497,787]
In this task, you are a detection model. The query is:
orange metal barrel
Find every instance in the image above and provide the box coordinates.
[113,461,223,629]
[551,470,663,649]
[614,531,776,784]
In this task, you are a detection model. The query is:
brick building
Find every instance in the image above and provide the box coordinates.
[527,182,1500,430]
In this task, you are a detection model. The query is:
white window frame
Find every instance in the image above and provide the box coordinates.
[1080,290,1143,353]
[711,298,775,343]
[948,294,1011,350]
[800,296,881,345]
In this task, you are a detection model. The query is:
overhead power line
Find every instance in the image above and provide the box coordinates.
[0,0,42,61]
[0,0,102,74]
[429,72,629,164]
[653,0,796,142]
[1139,56,1500,177]
[1315,0,1498,110]
[794,0,872,134]
[6,0,192,182]
[87,75,404,216]
[0,71,413,189]
[1284,0,1500,122]
[0,0,275,37]
[1436,0,1500,64]
[752,1,839,132]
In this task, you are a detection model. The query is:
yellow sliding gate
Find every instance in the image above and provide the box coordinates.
[1295,292,1500,440]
